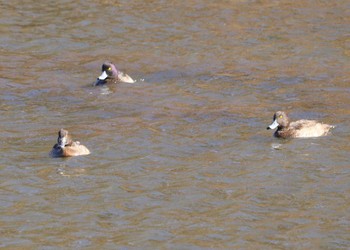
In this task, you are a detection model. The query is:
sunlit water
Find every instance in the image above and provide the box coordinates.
[0,0,349,249]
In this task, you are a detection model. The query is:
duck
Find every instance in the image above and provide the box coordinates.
[266,111,334,138]
[50,129,90,157]
[93,62,135,86]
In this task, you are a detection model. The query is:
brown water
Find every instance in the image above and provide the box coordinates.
[0,0,349,249]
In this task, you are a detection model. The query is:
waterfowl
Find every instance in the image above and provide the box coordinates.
[50,129,90,157]
[93,62,135,86]
[267,111,334,138]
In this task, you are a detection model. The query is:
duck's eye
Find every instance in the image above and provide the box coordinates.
[279,115,283,118]
[108,67,112,71]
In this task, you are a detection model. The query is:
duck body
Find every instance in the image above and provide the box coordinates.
[50,129,90,157]
[267,111,333,139]
[94,62,135,86]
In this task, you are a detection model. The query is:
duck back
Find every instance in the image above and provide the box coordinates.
[291,120,333,138]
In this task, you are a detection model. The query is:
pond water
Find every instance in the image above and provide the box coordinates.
[0,0,349,249]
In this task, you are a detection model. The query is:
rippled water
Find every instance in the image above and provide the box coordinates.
[1,0,349,249]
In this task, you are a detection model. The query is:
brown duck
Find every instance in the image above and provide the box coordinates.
[93,62,135,86]
[50,129,90,157]
[267,111,334,138]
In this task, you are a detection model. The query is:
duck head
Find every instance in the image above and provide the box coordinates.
[57,129,72,148]
[267,111,290,130]
[94,62,119,86]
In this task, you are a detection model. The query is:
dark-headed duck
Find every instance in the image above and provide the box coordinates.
[50,129,90,157]
[93,62,135,86]
[267,111,334,138]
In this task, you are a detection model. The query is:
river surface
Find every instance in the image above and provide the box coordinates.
[0,0,349,249]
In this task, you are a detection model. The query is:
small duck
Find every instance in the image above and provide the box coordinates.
[50,129,90,157]
[93,62,135,86]
[267,111,334,138]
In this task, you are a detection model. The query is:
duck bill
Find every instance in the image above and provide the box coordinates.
[98,71,108,80]
[267,119,279,130]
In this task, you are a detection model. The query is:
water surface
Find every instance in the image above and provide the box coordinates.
[0,0,349,249]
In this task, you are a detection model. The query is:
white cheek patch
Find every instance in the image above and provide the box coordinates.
[59,137,67,148]
[268,119,279,129]
[98,71,108,80]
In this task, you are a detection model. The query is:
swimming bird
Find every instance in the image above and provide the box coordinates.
[93,62,135,86]
[50,129,90,157]
[267,111,334,138]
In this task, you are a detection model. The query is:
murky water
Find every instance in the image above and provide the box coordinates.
[0,0,349,249]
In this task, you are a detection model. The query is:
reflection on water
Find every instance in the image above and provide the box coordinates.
[0,0,349,248]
